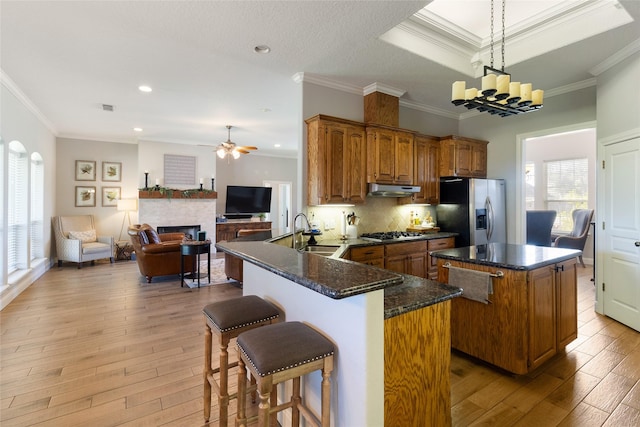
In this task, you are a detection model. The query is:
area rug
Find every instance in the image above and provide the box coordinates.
[184,257,237,288]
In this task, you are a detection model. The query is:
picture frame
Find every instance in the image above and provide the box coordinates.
[75,186,96,207]
[101,186,121,207]
[102,161,122,182]
[75,160,96,181]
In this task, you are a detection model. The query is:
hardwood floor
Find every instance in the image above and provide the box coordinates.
[1,260,638,426]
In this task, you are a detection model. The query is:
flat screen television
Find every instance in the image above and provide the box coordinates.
[225,185,272,216]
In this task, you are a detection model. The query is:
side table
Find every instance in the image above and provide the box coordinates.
[115,240,134,261]
[180,241,211,288]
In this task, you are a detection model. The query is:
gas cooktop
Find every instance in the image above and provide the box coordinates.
[359,231,426,242]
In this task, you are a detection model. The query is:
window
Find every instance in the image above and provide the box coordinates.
[31,153,44,260]
[8,141,28,274]
[545,158,588,232]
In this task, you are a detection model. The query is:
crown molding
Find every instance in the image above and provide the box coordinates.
[292,72,362,95]
[589,38,640,76]
[399,98,460,120]
[1,69,57,135]
[363,82,406,97]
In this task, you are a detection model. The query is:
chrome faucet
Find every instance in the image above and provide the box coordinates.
[292,212,312,250]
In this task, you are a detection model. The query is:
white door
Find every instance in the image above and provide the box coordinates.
[263,181,292,233]
[603,137,640,331]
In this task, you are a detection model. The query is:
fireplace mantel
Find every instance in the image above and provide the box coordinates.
[139,189,217,199]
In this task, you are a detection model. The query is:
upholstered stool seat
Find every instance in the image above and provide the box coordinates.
[203,295,280,426]
[236,321,335,427]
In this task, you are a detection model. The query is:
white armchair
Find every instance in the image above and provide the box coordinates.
[52,215,114,268]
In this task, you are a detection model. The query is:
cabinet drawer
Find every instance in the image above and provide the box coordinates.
[385,241,427,257]
[350,245,384,261]
[428,237,455,251]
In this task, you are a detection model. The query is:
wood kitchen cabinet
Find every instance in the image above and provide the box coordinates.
[426,237,455,280]
[399,134,440,205]
[439,135,488,178]
[438,257,578,374]
[366,126,414,185]
[306,115,367,205]
[385,241,428,278]
[348,245,385,268]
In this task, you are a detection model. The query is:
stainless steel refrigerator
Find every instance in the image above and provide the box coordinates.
[436,178,506,247]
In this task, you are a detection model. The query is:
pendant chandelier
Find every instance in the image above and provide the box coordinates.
[451,0,543,117]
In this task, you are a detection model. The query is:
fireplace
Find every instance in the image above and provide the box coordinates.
[157,225,201,240]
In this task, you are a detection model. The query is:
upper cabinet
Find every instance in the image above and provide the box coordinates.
[306,115,367,206]
[439,135,488,178]
[366,126,414,185]
[400,134,440,205]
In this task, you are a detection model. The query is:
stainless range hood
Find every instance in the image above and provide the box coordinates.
[367,183,421,197]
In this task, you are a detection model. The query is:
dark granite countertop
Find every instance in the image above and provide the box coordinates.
[216,241,404,299]
[430,243,582,271]
[216,238,462,317]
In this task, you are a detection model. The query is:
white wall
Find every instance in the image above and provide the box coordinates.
[1,80,56,306]
[56,138,139,240]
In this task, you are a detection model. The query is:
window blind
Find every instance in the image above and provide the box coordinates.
[31,153,44,260]
[545,158,588,232]
[8,141,29,273]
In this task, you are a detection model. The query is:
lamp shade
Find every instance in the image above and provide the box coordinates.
[117,198,138,211]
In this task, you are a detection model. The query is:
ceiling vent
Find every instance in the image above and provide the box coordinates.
[102,104,114,112]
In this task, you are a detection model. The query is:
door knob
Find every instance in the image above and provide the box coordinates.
[635,241,640,247]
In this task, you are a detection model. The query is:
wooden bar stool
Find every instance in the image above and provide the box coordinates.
[236,321,335,427]
[203,295,280,426]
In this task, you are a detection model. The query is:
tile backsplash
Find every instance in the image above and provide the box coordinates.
[307,198,438,240]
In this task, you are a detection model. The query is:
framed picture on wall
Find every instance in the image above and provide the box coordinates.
[75,186,96,207]
[102,161,122,182]
[102,186,121,207]
[75,160,96,181]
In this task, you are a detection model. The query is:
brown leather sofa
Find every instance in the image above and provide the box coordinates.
[128,224,194,283]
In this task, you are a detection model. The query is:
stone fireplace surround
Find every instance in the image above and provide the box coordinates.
[139,199,217,250]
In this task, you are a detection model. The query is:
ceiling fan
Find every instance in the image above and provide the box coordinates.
[216,125,257,159]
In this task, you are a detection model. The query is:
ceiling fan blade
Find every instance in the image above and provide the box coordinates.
[236,148,251,154]
[239,146,258,150]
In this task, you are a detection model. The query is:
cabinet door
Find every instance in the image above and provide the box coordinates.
[470,141,488,178]
[528,266,557,371]
[368,128,396,183]
[454,141,473,176]
[556,259,578,348]
[407,253,428,278]
[345,126,367,204]
[385,255,407,274]
[325,123,348,204]
[395,131,414,184]
[405,135,438,204]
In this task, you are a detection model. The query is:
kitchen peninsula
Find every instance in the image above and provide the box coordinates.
[216,239,461,426]
[432,243,582,374]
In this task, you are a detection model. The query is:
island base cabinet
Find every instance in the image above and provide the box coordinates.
[439,259,578,375]
[384,300,452,427]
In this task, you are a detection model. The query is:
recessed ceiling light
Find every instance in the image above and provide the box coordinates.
[274,144,281,148]
[133,127,143,132]
[138,85,152,93]
[254,45,271,54]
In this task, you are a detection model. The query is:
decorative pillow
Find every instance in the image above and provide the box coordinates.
[68,229,97,243]
[144,227,161,244]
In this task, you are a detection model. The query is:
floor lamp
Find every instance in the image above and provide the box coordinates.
[117,199,138,241]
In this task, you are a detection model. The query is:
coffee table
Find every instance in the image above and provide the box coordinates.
[180,240,211,288]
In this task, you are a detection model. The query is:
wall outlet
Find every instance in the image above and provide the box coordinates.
[325,219,336,230]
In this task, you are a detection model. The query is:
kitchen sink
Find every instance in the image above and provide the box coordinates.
[302,245,338,256]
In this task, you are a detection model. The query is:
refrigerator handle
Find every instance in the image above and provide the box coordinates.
[486,197,494,241]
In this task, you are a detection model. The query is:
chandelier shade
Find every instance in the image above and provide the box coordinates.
[451,0,543,117]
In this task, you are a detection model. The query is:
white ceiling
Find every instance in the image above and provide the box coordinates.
[1,1,639,158]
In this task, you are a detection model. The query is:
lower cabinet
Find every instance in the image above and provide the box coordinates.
[440,258,578,374]
[385,241,428,278]
[348,245,384,268]
[427,237,455,279]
